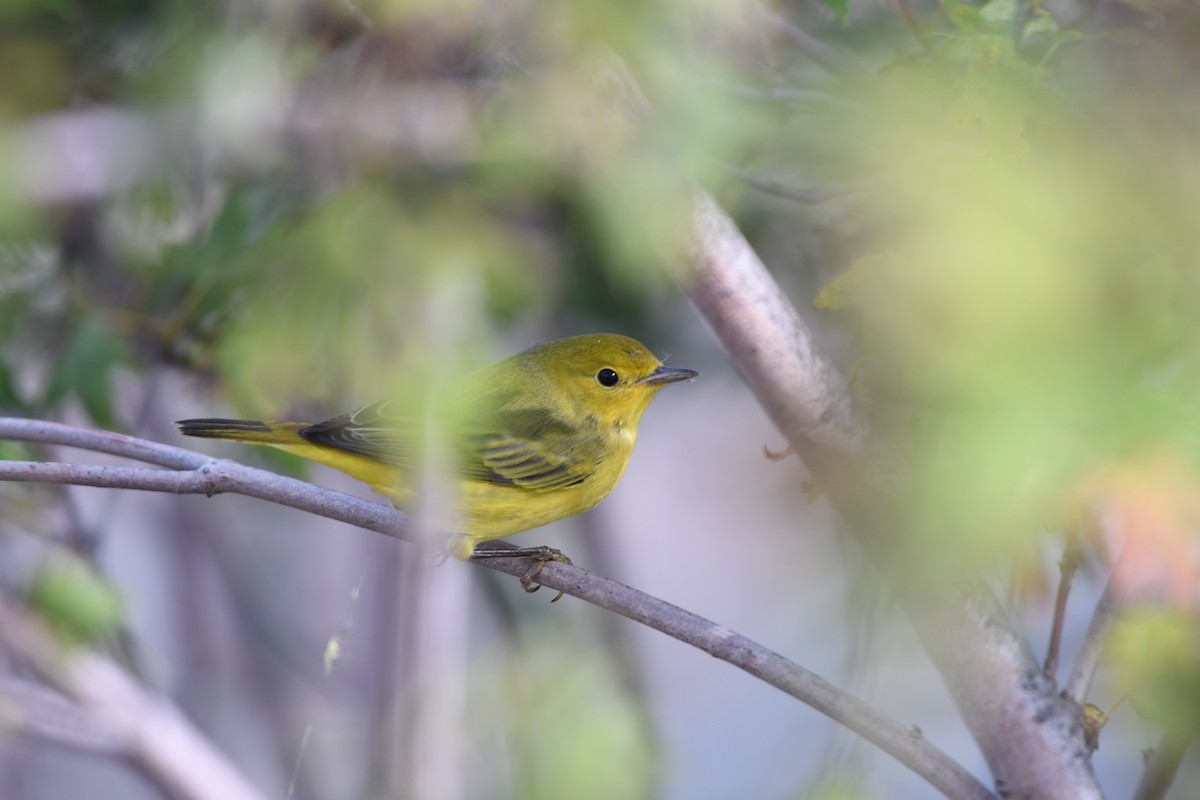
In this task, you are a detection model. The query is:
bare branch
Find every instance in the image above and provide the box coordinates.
[0,418,206,470]
[927,589,1099,800]
[0,677,128,754]
[1044,533,1083,679]
[1064,578,1124,704]
[684,191,866,479]
[476,537,996,800]
[0,456,411,542]
[0,597,267,800]
[0,417,994,800]
[676,191,1102,799]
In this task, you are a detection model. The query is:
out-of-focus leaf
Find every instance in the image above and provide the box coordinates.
[41,314,129,428]
[27,553,126,647]
[0,360,24,412]
[211,185,538,412]
[980,0,1019,22]
[825,0,849,25]
[1108,608,1200,731]
[942,0,987,30]
[158,186,272,283]
[0,441,33,460]
[467,635,655,800]
[1110,0,1183,16]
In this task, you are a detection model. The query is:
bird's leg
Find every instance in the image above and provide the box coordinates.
[470,546,573,602]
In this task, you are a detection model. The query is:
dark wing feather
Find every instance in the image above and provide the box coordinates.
[462,408,600,489]
[300,399,417,465]
[300,400,600,490]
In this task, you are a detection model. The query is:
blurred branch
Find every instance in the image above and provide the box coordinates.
[1132,726,1194,800]
[0,677,127,754]
[722,165,851,205]
[752,3,870,78]
[684,191,865,476]
[1044,533,1083,679]
[674,190,1102,798]
[0,417,994,800]
[11,82,479,206]
[1064,572,1124,704]
[0,596,266,800]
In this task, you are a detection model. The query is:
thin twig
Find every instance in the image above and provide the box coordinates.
[890,0,929,49]
[1044,532,1082,680]
[1064,577,1123,704]
[0,418,994,800]
[723,165,843,204]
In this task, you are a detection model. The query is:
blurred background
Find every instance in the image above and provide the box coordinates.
[1,0,1198,797]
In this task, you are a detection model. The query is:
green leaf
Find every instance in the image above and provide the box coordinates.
[1108,609,1200,730]
[980,0,1018,22]
[42,314,129,428]
[0,440,33,460]
[942,0,987,30]
[27,554,126,646]
[825,0,849,25]
[0,360,24,412]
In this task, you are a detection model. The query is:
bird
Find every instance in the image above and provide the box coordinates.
[177,333,697,595]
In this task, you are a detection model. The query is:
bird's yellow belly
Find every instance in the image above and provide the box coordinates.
[281,430,637,559]
[372,444,633,559]
[459,476,609,537]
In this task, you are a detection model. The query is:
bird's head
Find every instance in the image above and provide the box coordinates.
[525,333,698,430]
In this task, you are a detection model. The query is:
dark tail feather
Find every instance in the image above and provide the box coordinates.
[176,418,278,441]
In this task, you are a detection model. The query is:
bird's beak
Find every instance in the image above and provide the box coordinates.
[638,365,699,386]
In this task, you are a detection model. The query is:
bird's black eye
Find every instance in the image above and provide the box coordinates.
[596,368,620,387]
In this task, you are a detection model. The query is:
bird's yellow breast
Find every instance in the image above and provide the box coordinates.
[386,426,636,560]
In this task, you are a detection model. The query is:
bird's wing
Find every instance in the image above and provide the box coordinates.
[299,399,417,465]
[463,408,600,490]
[300,401,600,490]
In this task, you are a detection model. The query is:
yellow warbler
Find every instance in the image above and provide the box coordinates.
[177,333,696,567]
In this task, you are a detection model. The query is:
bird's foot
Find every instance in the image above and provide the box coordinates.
[470,545,573,602]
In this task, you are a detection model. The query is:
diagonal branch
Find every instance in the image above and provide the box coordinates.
[0,417,994,800]
[1133,726,1194,800]
[0,596,267,800]
[675,190,1102,799]
[685,191,865,479]
[1064,578,1123,704]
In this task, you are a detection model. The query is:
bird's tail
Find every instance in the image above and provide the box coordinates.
[175,418,310,444]
[176,417,402,499]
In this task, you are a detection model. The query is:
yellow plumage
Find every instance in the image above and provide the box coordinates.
[177,334,696,560]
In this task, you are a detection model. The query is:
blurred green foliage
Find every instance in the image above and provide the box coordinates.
[798,0,1200,579]
[0,0,1193,565]
[0,0,1199,788]
[1109,607,1200,732]
[0,0,739,431]
[26,551,126,646]
[466,636,655,799]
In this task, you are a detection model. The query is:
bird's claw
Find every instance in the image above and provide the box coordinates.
[470,545,573,602]
[518,547,572,602]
